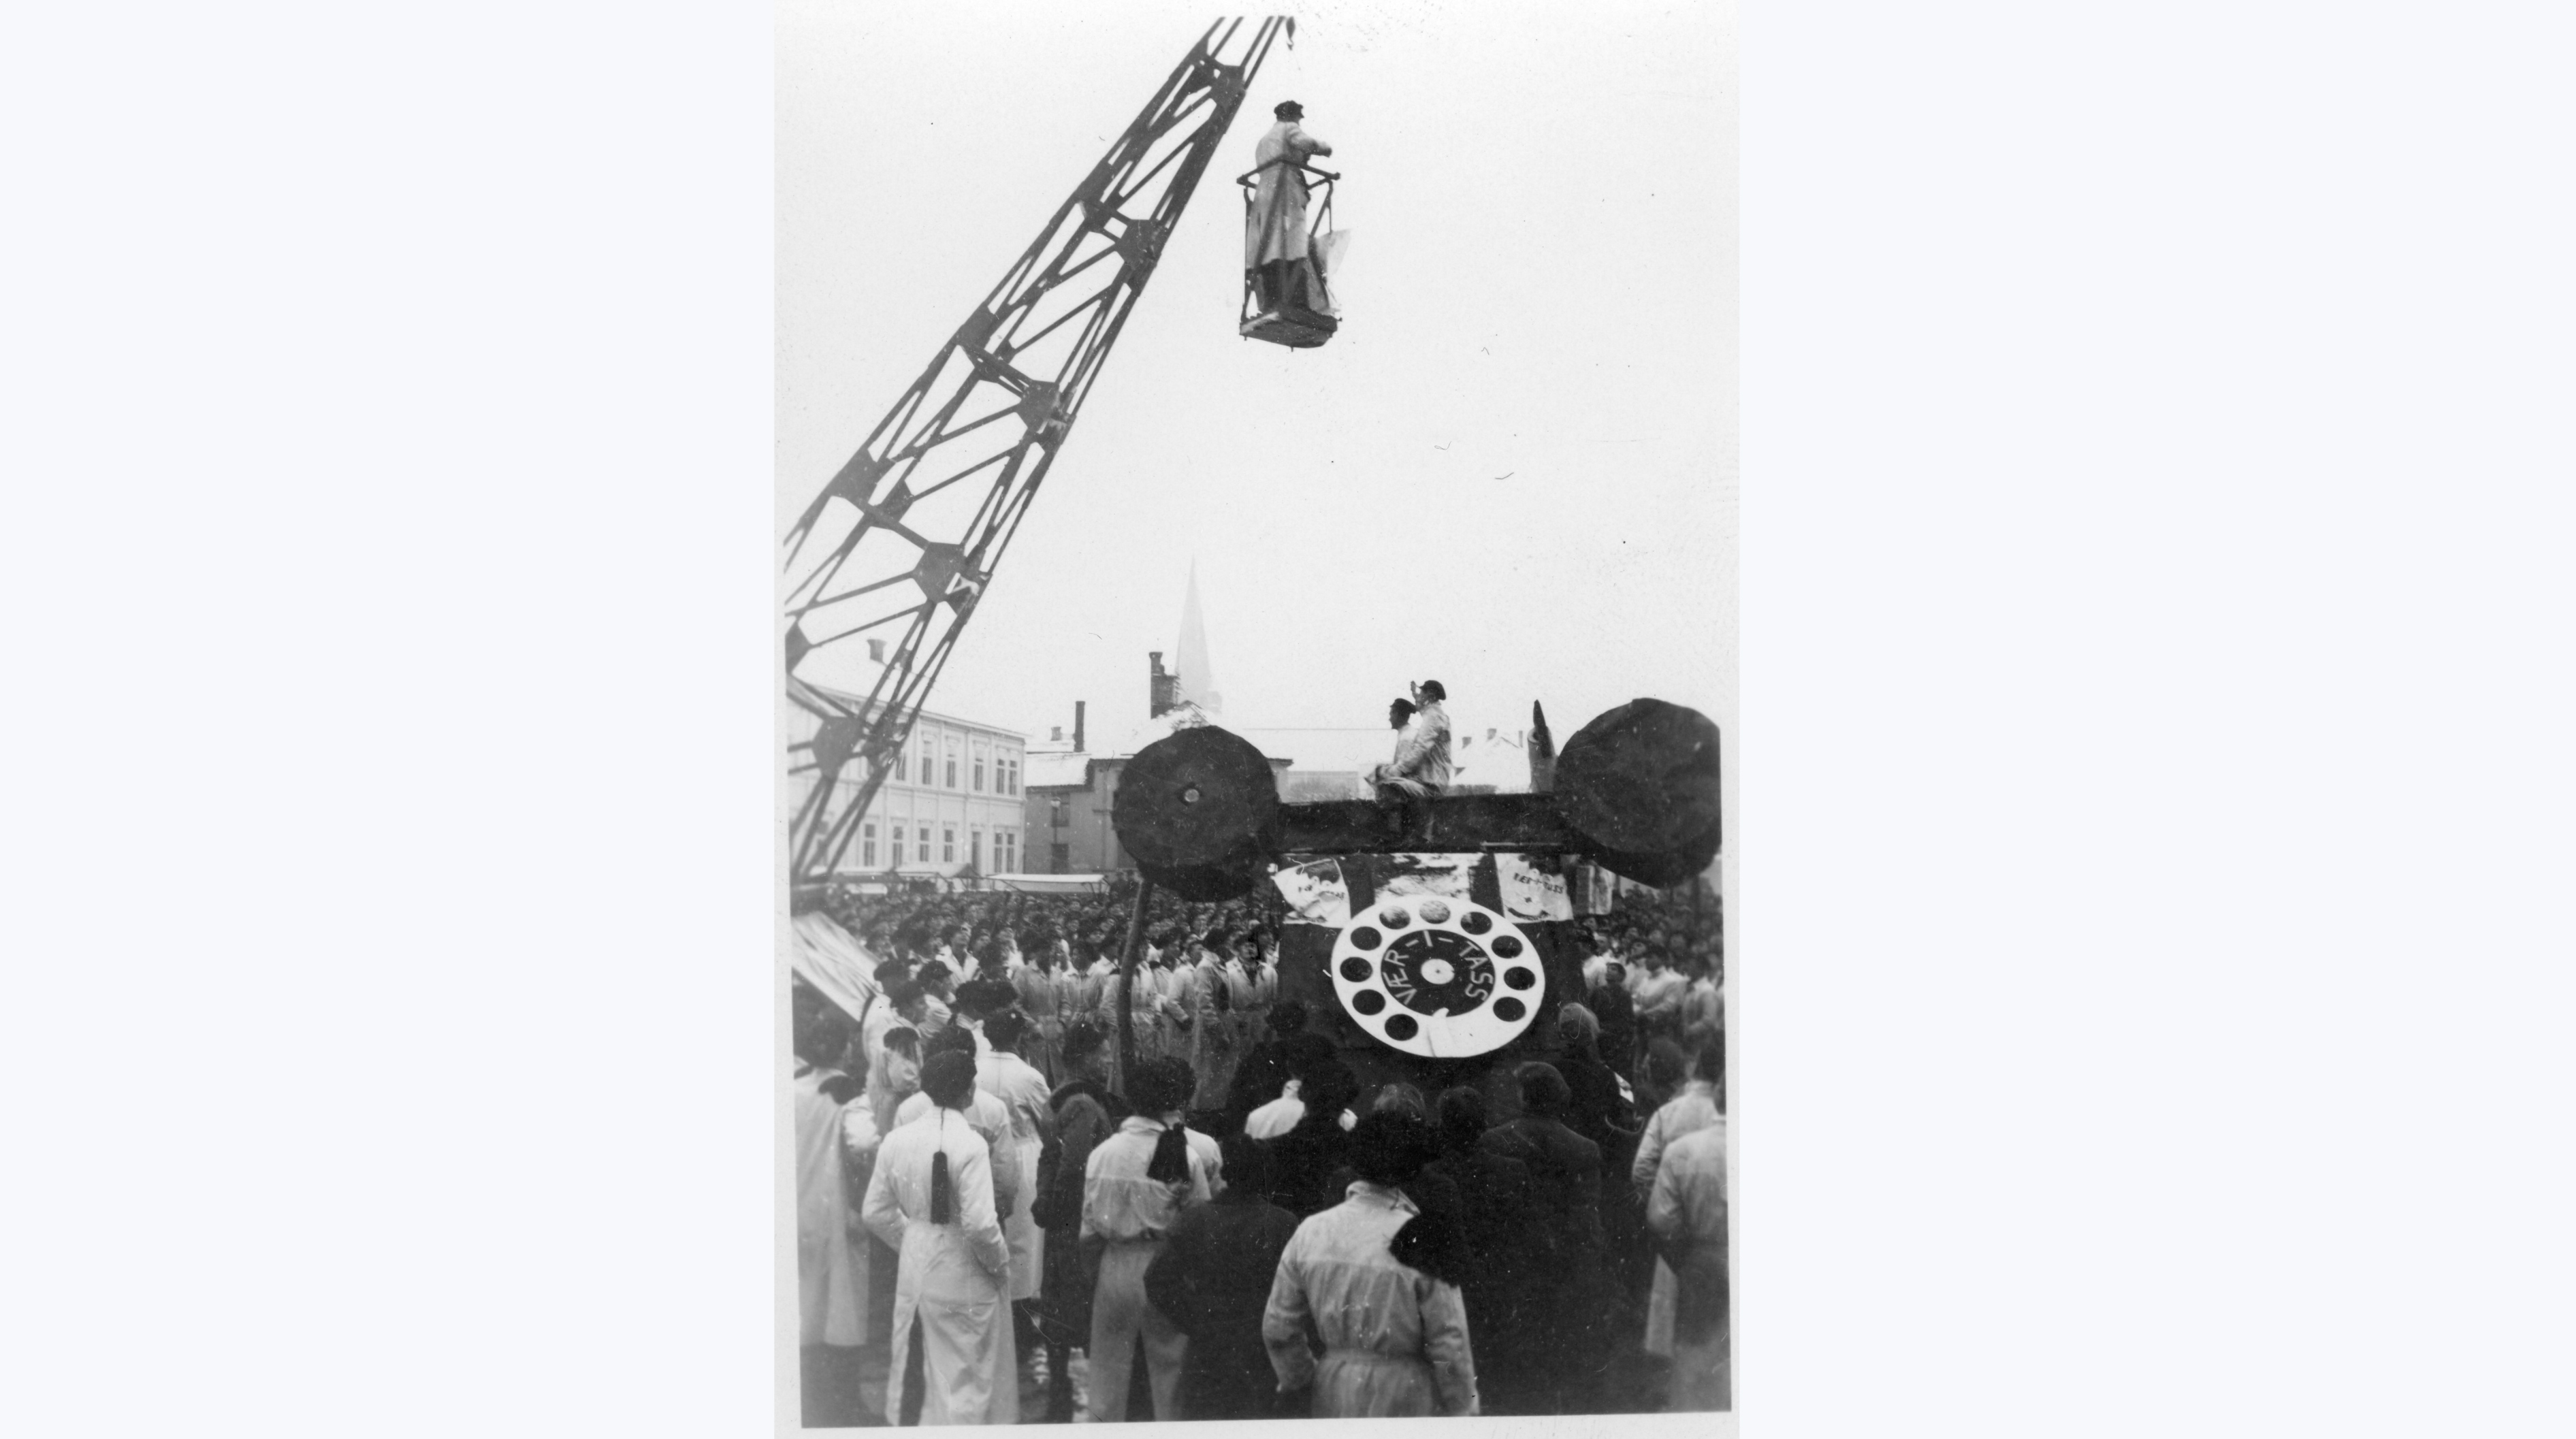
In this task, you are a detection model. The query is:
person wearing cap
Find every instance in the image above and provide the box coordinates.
[1368,681,1453,801]
[1261,1112,1479,1417]
[1246,99,1335,316]
[1080,1056,1215,1421]
[861,1049,1014,1425]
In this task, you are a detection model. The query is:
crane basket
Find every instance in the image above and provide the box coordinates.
[1238,158,1342,348]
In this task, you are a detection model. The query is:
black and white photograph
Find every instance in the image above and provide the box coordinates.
[28,3,2576,1438]
[778,3,1735,1427]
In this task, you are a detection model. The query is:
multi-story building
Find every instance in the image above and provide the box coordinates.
[787,679,1029,880]
[1023,656,1291,876]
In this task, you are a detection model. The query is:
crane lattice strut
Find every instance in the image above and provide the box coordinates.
[784,17,1292,900]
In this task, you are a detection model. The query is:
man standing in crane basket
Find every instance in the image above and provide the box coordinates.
[1246,100,1334,318]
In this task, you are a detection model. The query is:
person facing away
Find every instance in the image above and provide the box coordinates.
[1080,1056,1215,1423]
[1590,959,1640,1073]
[1144,1132,1305,1420]
[977,1009,1057,1310]
[793,1005,870,1425]
[1421,1085,1548,1416]
[1033,1020,1124,1422]
[895,1027,1020,1226]
[860,1050,1014,1426]
[1263,1112,1479,1418]
[1245,99,1334,314]
[1260,1056,1363,1216]
[1479,1061,1614,1413]
[1323,1084,1466,1220]
[1646,1120,1730,1411]
[1551,1003,1640,1162]
[1223,1001,1311,1135]
[1242,1032,1338,1140]
[1635,1039,1727,1368]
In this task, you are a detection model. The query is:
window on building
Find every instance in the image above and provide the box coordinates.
[1004,832,1018,872]
[892,747,906,783]
[1050,798,1067,827]
[945,754,958,789]
[1050,842,1069,873]
[942,827,956,863]
[973,754,985,792]
[861,823,876,868]
[917,827,931,862]
[1004,758,1018,796]
[971,830,983,871]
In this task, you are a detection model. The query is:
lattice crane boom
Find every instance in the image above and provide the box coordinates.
[784,18,1293,901]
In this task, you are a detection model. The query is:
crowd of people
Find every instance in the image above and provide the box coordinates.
[793,877,1727,1425]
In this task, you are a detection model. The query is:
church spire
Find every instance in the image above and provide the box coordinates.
[1174,562,1221,715]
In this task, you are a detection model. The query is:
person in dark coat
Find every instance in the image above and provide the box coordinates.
[1143,1132,1305,1420]
[1589,961,1639,1076]
[1555,1003,1649,1312]
[1221,999,1310,1135]
[1552,1003,1639,1160]
[1325,1083,1464,1220]
[1423,1085,1547,1416]
[1259,1058,1361,1218]
[1034,1020,1125,1421]
[1480,1062,1615,1413]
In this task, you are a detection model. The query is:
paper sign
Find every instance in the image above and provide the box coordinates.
[1496,854,1573,923]
[1272,858,1351,926]
[1373,853,1479,901]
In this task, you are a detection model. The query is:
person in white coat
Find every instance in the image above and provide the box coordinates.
[1262,1112,1479,1417]
[1081,1056,1214,1422]
[794,1005,870,1426]
[1645,1121,1730,1411]
[862,1050,1015,1426]
[977,1009,1056,1308]
[1245,99,1334,315]
[1632,1040,1726,1363]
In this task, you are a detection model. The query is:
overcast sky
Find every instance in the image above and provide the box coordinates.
[778,1,1735,786]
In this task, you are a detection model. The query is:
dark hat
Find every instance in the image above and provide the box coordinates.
[1274,99,1304,119]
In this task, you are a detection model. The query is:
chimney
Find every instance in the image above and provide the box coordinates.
[1050,726,1063,743]
[1073,700,1086,754]
[1148,651,1177,717]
